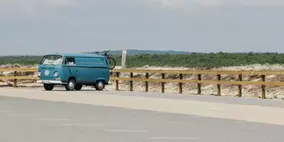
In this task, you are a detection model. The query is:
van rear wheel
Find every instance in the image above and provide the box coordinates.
[65,79,76,91]
[44,84,54,91]
[95,80,105,91]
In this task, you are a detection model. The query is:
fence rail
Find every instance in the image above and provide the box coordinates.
[1,68,284,99]
[0,68,37,72]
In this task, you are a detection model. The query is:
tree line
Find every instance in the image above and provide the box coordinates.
[1,52,284,68]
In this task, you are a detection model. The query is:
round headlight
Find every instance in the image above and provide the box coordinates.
[54,72,59,77]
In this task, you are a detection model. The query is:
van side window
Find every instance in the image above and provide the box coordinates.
[66,57,75,65]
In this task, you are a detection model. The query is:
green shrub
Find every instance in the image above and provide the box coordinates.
[1,52,284,68]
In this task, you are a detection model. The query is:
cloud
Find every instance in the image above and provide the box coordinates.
[150,0,185,8]
[0,0,78,18]
[45,0,78,7]
[195,0,284,7]
[148,0,284,9]
[1,0,284,18]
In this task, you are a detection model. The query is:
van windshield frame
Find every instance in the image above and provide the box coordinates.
[40,55,64,66]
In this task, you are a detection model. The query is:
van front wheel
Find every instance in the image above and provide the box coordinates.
[44,84,54,91]
[95,80,105,91]
[65,79,76,91]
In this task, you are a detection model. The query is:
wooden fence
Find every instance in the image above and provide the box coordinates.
[2,68,284,99]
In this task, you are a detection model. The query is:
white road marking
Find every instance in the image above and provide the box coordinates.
[33,118,70,121]
[5,113,40,117]
[62,123,105,127]
[104,129,148,133]
[0,110,12,113]
[149,137,199,140]
[209,108,226,110]
[0,112,12,115]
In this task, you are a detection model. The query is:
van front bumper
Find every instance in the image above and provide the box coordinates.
[38,80,66,84]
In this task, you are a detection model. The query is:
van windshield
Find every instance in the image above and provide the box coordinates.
[41,55,63,66]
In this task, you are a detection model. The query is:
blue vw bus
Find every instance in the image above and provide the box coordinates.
[38,53,110,91]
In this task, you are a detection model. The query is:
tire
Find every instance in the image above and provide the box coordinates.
[65,78,76,91]
[95,80,105,91]
[44,84,54,91]
[108,57,116,70]
[75,84,83,91]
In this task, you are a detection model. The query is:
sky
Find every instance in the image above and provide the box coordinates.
[0,0,284,55]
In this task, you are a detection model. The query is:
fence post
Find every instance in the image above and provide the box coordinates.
[179,74,183,94]
[121,49,127,68]
[261,75,266,99]
[238,74,242,97]
[130,72,133,91]
[197,74,202,94]
[145,73,149,92]
[13,71,17,88]
[115,72,120,91]
[161,73,165,93]
[217,74,221,96]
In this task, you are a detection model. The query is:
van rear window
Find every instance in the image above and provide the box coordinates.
[75,57,105,66]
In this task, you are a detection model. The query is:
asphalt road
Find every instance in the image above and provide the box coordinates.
[0,95,283,142]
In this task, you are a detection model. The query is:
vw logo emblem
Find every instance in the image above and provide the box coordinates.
[44,70,49,76]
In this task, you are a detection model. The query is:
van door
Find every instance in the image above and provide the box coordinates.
[75,57,97,84]
[88,57,107,83]
[62,57,81,83]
